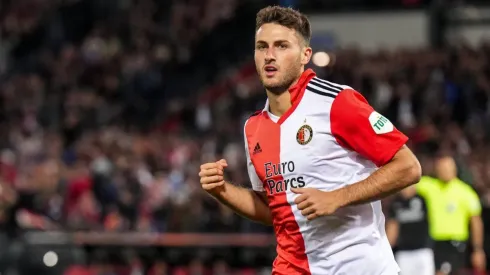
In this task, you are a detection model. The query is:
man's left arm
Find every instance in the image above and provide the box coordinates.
[466,187,486,271]
[336,145,421,207]
[330,89,421,207]
[293,89,421,220]
[466,187,484,250]
[471,215,484,252]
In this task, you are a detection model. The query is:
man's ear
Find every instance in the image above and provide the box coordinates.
[302,46,312,65]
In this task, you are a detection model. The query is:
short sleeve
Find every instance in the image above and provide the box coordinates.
[416,176,434,199]
[464,185,482,217]
[244,120,264,192]
[330,89,409,167]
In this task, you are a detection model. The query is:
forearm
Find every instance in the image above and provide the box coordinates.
[471,216,484,250]
[210,182,272,226]
[336,147,421,207]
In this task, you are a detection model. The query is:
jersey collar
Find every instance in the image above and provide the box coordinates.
[262,68,316,112]
[289,68,316,105]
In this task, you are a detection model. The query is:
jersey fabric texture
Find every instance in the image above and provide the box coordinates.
[243,69,407,275]
[388,194,431,251]
[417,176,482,242]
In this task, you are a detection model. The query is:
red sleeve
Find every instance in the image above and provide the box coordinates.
[330,89,408,167]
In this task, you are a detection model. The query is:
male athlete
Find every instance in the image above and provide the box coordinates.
[199,6,421,275]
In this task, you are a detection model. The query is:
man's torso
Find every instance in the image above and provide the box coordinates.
[417,177,479,242]
[244,76,399,275]
[390,194,431,251]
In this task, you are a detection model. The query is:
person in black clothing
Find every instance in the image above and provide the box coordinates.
[386,184,435,275]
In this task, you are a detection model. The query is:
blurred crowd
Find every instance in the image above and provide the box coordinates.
[61,260,273,275]
[2,0,490,274]
[0,0,247,235]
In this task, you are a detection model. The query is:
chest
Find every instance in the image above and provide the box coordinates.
[248,110,333,178]
[426,185,467,214]
[393,196,427,223]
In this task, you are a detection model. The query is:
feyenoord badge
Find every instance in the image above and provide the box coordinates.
[296,124,313,145]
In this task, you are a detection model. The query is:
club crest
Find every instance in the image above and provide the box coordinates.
[296,124,313,145]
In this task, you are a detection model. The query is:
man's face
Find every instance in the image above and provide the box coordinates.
[435,156,457,182]
[254,23,311,95]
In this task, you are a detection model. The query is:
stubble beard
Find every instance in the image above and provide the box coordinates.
[262,68,301,95]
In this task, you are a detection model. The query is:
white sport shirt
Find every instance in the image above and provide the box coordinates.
[243,69,406,275]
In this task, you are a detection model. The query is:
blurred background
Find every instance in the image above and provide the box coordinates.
[1,0,490,274]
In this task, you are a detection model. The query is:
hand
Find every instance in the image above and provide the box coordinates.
[471,248,486,272]
[199,159,228,194]
[292,188,341,220]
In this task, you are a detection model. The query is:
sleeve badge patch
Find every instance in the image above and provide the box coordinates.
[369,111,394,134]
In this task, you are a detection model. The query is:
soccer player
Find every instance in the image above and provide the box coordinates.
[198,6,421,275]
[386,184,434,275]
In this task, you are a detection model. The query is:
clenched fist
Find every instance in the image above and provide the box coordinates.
[199,159,228,193]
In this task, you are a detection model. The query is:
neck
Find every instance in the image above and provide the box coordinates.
[266,69,304,117]
[267,91,291,117]
[441,177,455,184]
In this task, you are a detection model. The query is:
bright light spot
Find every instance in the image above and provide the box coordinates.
[312,52,330,67]
[43,251,58,267]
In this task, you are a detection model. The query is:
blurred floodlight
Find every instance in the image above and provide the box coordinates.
[312,52,330,67]
[43,251,58,267]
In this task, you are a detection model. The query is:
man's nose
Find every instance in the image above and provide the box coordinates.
[265,48,275,62]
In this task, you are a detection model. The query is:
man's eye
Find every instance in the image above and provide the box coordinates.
[278,44,287,49]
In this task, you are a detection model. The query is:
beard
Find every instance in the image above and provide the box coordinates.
[263,75,297,95]
[258,63,302,95]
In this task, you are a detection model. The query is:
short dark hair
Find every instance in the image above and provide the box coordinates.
[256,6,312,46]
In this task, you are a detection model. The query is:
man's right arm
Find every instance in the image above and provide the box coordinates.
[209,183,272,226]
[199,119,273,226]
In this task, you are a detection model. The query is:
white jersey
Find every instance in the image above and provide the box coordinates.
[243,69,406,275]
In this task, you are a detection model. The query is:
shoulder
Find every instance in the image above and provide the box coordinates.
[249,110,262,118]
[412,195,427,207]
[304,77,368,121]
[453,178,477,193]
[304,76,369,112]
[327,86,374,128]
[245,109,264,124]
[420,176,438,184]
[305,76,353,100]
[244,110,264,135]
[417,176,437,188]
[414,194,426,201]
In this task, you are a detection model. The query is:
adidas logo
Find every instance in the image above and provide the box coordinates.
[253,143,262,155]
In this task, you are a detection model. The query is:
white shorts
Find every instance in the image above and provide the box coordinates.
[395,248,435,275]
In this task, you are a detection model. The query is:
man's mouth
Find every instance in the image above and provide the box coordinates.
[264,65,278,77]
